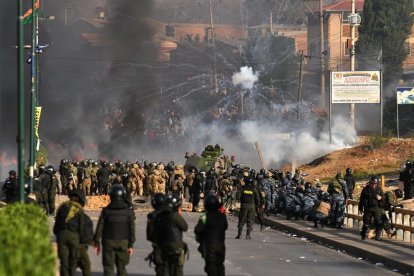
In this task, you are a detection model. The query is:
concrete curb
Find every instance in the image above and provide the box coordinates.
[232,211,414,275]
[261,216,414,275]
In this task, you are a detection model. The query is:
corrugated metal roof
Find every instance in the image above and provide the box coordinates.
[323,0,364,12]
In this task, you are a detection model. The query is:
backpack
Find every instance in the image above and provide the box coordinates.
[81,212,94,245]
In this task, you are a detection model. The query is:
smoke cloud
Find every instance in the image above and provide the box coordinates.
[232,66,259,90]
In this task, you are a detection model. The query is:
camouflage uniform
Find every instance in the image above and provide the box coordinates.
[83,165,92,196]
[328,178,349,228]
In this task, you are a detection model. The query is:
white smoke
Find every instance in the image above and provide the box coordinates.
[232,66,259,90]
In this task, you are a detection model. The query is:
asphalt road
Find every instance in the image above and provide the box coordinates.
[69,210,397,276]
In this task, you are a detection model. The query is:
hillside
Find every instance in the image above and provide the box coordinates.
[300,137,414,181]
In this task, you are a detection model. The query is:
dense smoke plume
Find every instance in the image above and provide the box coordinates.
[232,66,259,90]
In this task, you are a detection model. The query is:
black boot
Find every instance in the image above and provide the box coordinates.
[246,229,251,239]
[235,228,242,239]
[375,226,382,241]
[361,224,368,240]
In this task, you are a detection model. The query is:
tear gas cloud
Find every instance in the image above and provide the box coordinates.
[232,66,259,90]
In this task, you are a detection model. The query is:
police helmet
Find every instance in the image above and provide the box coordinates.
[109,184,126,201]
[68,189,86,206]
[369,175,379,184]
[9,170,17,177]
[46,165,54,174]
[405,160,412,167]
[151,193,167,209]
[249,169,256,177]
[166,194,181,211]
[244,177,254,186]
[305,182,312,190]
[346,168,352,175]
[204,195,220,212]
[38,165,46,174]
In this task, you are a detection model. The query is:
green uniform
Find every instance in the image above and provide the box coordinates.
[94,200,136,276]
[78,244,91,276]
[359,184,384,240]
[236,184,260,239]
[153,206,188,276]
[53,201,85,276]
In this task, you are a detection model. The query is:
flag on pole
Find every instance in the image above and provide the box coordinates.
[23,0,39,25]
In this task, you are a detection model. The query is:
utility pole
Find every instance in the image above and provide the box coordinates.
[208,0,218,93]
[298,51,304,102]
[320,0,325,109]
[269,11,273,35]
[350,0,356,130]
[29,0,38,193]
[17,0,26,202]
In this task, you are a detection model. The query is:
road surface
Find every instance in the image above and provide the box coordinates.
[70,210,397,276]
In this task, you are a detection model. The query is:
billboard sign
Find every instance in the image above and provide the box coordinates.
[397,87,414,105]
[331,71,381,103]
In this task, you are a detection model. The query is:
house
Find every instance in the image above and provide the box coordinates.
[308,0,414,77]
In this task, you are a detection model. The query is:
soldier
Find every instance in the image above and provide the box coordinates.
[301,182,318,219]
[344,168,356,199]
[185,168,196,201]
[136,163,146,196]
[312,192,331,228]
[262,172,275,216]
[46,165,59,215]
[205,168,218,196]
[70,161,79,189]
[94,185,136,275]
[171,174,185,199]
[195,195,228,276]
[97,162,111,195]
[146,193,167,275]
[152,194,188,276]
[2,170,18,204]
[83,161,93,196]
[129,164,140,195]
[157,164,170,190]
[328,172,349,228]
[90,161,99,195]
[284,186,303,220]
[382,188,403,239]
[359,176,384,240]
[37,165,51,215]
[77,161,86,192]
[191,171,204,212]
[59,159,71,195]
[400,160,414,199]
[256,184,266,230]
[121,173,134,207]
[218,172,233,212]
[152,170,166,195]
[292,169,304,186]
[235,177,259,239]
[53,189,86,276]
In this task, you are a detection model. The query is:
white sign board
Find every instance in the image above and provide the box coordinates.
[397,87,414,104]
[331,71,381,103]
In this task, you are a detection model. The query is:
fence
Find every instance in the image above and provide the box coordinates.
[345,199,414,243]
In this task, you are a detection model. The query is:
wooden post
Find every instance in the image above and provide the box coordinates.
[381,175,385,191]
[404,214,411,242]
[254,142,267,171]
[346,203,353,228]
[353,204,359,230]
[396,213,403,240]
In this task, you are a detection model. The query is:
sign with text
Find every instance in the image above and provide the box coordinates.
[397,87,414,104]
[331,71,381,103]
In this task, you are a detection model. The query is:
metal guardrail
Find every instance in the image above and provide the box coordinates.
[345,199,414,243]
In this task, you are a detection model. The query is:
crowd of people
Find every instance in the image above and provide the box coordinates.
[2,158,413,275]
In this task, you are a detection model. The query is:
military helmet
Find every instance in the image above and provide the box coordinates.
[151,193,167,209]
[336,172,343,178]
[68,189,86,206]
[259,169,265,174]
[204,195,220,211]
[249,169,256,177]
[166,194,181,211]
[109,184,126,201]
[346,168,352,174]
[369,175,379,184]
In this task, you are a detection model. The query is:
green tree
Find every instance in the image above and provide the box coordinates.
[356,0,413,85]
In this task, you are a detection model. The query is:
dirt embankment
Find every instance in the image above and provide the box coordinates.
[299,138,414,181]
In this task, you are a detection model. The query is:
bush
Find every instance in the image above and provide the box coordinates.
[368,134,390,150]
[0,203,56,276]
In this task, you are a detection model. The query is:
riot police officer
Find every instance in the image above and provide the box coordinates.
[195,195,228,276]
[2,170,18,203]
[359,176,384,240]
[344,168,356,199]
[94,184,136,275]
[235,177,259,239]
